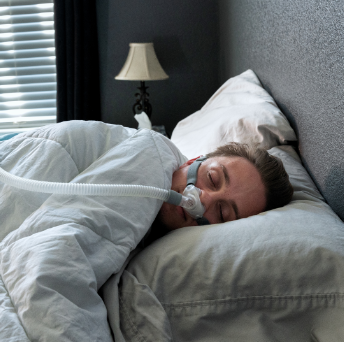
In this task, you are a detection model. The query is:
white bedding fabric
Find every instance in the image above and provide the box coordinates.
[107,145,344,342]
[0,121,186,341]
[171,69,297,159]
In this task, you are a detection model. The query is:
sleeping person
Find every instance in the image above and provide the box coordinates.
[0,120,292,341]
[147,141,293,243]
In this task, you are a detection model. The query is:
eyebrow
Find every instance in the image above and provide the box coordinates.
[221,164,240,220]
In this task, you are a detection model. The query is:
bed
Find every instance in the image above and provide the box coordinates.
[0,2,343,338]
[0,68,342,341]
[103,70,344,341]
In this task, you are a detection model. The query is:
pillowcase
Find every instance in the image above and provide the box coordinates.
[115,145,343,341]
[171,69,297,159]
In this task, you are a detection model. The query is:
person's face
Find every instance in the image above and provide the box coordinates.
[156,156,267,231]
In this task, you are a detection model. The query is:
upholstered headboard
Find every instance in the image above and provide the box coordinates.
[219,0,343,220]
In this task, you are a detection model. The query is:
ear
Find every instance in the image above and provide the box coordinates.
[179,156,201,169]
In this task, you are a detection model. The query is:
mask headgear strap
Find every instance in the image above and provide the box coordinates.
[186,156,210,226]
[186,156,207,186]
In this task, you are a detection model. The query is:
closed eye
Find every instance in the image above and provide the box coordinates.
[219,203,224,222]
[208,171,216,188]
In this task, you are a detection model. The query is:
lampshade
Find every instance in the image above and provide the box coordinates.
[115,43,169,81]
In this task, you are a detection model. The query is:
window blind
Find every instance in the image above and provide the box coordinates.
[0,0,56,133]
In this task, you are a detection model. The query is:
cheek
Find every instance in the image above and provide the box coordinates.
[157,202,180,231]
[171,168,188,192]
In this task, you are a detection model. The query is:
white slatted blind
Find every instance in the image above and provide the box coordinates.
[0,0,56,133]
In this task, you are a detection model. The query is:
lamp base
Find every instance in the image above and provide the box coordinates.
[133,81,152,119]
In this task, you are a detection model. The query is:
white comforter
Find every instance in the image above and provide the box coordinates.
[0,121,186,342]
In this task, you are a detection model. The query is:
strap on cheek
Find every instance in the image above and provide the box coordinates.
[186,156,209,226]
[186,156,208,186]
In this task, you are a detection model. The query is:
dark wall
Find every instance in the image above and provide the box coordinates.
[219,0,344,219]
[96,0,343,219]
[96,0,219,137]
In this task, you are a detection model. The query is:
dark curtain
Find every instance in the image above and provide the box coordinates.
[53,0,101,122]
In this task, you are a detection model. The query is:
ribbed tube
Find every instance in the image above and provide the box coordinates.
[0,166,170,202]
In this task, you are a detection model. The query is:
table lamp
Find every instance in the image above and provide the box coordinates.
[115,43,169,119]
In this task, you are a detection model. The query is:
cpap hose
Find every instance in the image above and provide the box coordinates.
[0,166,205,218]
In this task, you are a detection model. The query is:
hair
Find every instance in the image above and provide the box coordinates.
[206,142,293,211]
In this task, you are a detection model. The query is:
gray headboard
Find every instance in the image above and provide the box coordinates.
[219,0,344,220]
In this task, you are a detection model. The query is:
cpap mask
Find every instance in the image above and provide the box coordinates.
[0,156,209,225]
[181,156,210,225]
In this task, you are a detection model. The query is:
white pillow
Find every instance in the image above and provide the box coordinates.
[116,146,343,341]
[171,69,297,159]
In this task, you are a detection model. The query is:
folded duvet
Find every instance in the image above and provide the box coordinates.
[0,121,186,341]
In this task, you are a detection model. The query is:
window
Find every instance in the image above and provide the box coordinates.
[0,0,56,134]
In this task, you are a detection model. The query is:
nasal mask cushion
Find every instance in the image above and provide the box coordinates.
[184,156,210,226]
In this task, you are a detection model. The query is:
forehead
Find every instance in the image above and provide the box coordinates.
[204,155,258,177]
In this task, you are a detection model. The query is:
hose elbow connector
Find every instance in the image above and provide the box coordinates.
[166,186,205,219]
